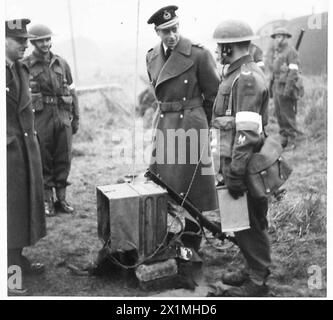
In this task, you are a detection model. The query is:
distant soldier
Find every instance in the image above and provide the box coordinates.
[270,27,302,149]
[6,19,46,295]
[146,5,220,251]
[23,24,79,216]
[209,20,271,297]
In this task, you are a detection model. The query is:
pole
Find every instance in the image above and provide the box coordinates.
[67,0,79,84]
[132,0,141,182]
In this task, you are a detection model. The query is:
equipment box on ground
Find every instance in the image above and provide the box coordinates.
[97,181,168,258]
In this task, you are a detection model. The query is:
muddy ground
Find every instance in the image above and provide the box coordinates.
[23,76,327,297]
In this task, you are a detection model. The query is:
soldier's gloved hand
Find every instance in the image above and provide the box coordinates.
[71,118,79,135]
[225,169,247,199]
[228,188,244,200]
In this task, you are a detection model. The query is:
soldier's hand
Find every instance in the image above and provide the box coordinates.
[71,118,79,135]
[227,188,244,200]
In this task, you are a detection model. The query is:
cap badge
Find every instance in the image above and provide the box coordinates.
[163,10,171,20]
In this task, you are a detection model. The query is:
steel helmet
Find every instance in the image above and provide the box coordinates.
[213,20,256,43]
[28,24,53,40]
[270,27,292,39]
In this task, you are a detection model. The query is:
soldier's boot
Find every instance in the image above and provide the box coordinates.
[207,277,269,297]
[44,188,56,217]
[222,278,269,297]
[223,268,270,297]
[55,187,74,214]
[221,269,250,286]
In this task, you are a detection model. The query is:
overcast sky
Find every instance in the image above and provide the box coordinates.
[5,0,329,47]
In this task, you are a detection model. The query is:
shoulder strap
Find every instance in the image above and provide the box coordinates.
[56,57,68,82]
[225,74,240,116]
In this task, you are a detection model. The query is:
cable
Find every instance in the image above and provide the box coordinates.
[103,210,186,270]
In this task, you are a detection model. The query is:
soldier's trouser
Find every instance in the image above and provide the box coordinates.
[35,106,72,191]
[234,194,271,281]
[273,92,298,140]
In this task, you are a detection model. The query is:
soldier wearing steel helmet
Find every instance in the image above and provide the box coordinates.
[270,27,303,149]
[209,20,271,297]
[22,24,79,216]
[146,5,220,251]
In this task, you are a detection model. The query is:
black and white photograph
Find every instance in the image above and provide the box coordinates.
[2,0,330,300]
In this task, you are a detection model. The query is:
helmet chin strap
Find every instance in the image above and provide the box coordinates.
[220,43,233,65]
[221,55,228,65]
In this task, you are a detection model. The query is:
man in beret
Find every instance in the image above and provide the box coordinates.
[270,27,303,150]
[6,18,46,295]
[146,6,220,252]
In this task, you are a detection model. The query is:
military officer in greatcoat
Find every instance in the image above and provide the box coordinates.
[23,24,80,216]
[6,18,46,295]
[209,20,271,297]
[146,5,220,251]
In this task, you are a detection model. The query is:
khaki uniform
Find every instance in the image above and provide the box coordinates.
[6,60,46,250]
[272,43,301,142]
[213,54,271,280]
[23,51,79,199]
[249,43,265,71]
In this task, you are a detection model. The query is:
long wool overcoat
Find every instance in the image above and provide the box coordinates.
[6,60,46,249]
[146,36,220,211]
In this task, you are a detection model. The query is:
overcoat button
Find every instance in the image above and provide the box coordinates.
[183,97,186,101]
[24,132,28,137]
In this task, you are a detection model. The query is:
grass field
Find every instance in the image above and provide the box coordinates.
[22,75,327,297]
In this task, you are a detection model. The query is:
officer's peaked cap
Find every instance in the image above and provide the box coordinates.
[6,19,32,38]
[147,5,179,30]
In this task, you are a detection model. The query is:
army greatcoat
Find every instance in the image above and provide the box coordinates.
[6,60,46,249]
